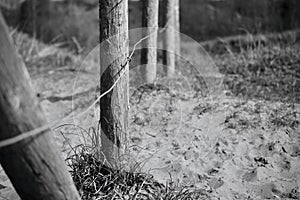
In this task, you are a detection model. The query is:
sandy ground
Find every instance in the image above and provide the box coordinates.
[0,47,300,200]
[128,86,300,199]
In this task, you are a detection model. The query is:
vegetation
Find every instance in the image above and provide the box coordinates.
[67,145,210,200]
[2,0,300,49]
[2,17,298,199]
[215,38,300,103]
[0,0,299,199]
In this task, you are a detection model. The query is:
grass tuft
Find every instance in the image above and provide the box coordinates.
[66,145,210,200]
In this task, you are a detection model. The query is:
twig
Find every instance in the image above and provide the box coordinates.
[72,37,83,54]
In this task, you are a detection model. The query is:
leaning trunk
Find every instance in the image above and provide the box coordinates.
[0,13,80,200]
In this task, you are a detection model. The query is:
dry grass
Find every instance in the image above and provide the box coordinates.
[214,40,300,103]
[10,30,78,71]
[66,145,210,200]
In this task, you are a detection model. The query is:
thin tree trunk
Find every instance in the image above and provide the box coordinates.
[19,0,50,41]
[140,0,159,83]
[162,0,175,77]
[174,0,180,62]
[99,0,129,166]
[0,13,80,200]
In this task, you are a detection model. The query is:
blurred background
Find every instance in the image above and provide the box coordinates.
[0,0,300,50]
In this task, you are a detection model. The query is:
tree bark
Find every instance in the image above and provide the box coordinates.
[162,0,176,77]
[99,0,129,166]
[140,0,159,83]
[0,13,80,200]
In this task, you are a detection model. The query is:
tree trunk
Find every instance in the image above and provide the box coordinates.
[99,0,129,167]
[162,0,175,77]
[140,0,159,83]
[19,0,51,41]
[174,0,180,63]
[0,13,80,200]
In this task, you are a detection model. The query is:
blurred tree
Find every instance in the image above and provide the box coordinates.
[19,0,50,40]
[162,0,176,77]
[67,0,97,11]
[99,0,129,166]
[279,0,297,30]
[0,0,21,10]
[0,12,80,200]
[140,0,159,83]
[174,0,180,63]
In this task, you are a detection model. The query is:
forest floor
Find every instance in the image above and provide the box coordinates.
[0,32,300,200]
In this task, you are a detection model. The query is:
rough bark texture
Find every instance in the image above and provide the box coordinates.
[162,0,175,77]
[0,13,80,200]
[140,0,159,83]
[99,0,129,166]
[174,0,180,62]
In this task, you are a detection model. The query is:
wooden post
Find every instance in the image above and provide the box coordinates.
[174,0,180,62]
[99,0,129,166]
[0,13,80,200]
[162,0,176,77]
[140,0,159,83]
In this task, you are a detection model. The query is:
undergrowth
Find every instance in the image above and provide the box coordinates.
[11,30,79,72]
[215,41,300,103]
[66,145,209,200]
[223,100,299,131]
